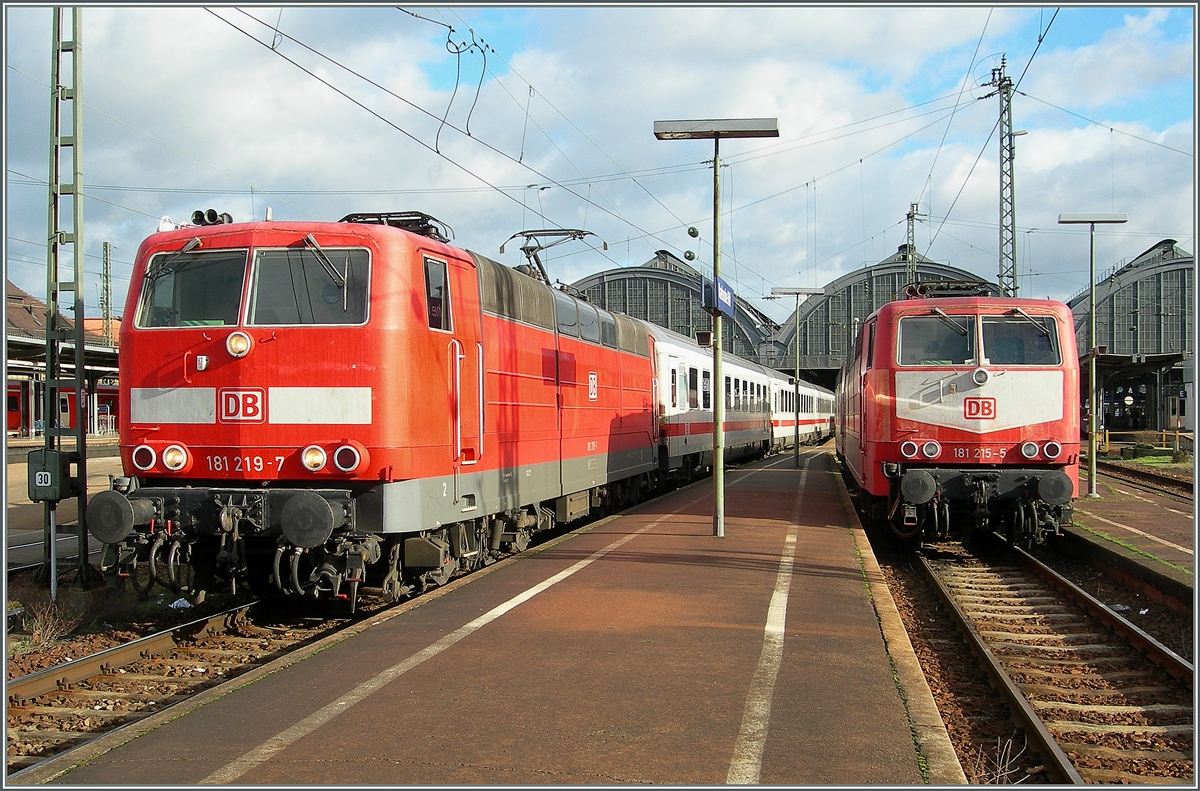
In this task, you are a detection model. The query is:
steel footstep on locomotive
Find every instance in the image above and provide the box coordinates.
[85,210,835,611]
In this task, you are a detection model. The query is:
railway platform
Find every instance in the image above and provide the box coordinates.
[12,447,966,786]
[1062,467,1193,615]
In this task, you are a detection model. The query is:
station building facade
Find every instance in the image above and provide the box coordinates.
[1066,239,1194,432]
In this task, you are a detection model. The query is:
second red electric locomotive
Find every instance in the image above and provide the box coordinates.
[836,281,1079,547]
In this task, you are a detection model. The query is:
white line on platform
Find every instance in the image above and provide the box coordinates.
[1075,508,1193,555]
[725,455,811,785]
[199,497,701,785]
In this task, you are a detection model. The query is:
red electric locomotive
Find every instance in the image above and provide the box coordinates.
[835,281,1079,548]
[87,210,820,609]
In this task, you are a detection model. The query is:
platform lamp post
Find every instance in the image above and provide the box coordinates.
[770,287,824,468]
[1058,212,1127,498]
[655,118,779,537]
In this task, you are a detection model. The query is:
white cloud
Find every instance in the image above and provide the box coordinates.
[2,5,1193,325]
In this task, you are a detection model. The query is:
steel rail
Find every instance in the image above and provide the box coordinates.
[1014,543,1194,688]
[917,554,1086,785]
[6,602,254,704]
[1093,459,1193,500]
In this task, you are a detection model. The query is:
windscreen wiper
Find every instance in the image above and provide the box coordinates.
[144,237,202,281]
[1011,307,1051,336]
[303,234,348,310]
[931,307,968,336]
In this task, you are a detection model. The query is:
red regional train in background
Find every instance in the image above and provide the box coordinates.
[7,380,118,435]
[835,281,1079,549]
[87,210,833,609]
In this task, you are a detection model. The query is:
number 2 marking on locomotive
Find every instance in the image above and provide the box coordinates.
[442,482,448,497]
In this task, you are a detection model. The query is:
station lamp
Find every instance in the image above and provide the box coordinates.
[654,118,779,537]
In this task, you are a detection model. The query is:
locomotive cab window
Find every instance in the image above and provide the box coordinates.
[248,248,370,326]
[898,315,976,366]
[421,257,451,330]
[982,314,1060,365]
[137,249,248,328]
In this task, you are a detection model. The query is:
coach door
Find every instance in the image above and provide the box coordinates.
[427,254,483,466]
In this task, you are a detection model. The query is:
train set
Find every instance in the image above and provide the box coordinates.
[85,211,835,609]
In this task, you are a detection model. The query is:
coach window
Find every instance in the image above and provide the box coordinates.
[898,315,976,366]
[555,291,578,337]
[725,376,732,410]
[702,371,711,410]
[138,249,247,328]
[670,368,678,408]
[248,248,370,326]
[688,367,699,409]
[982,315,1060,365]
[578,302,601,343]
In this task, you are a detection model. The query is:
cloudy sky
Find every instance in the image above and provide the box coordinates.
[4,4,1194,325]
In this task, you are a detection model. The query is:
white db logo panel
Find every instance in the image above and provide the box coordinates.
[219,388,266,423]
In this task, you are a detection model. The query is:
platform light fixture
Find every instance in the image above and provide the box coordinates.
[1057,212,1127,498]
[655,118,779,538]
[769,287,825,469]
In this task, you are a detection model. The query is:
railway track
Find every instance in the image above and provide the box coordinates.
[1092,459,1193,500]
[5,601,363,777]
[919,543,1193,784]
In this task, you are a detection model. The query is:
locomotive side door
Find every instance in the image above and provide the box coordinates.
[425,254,483,465]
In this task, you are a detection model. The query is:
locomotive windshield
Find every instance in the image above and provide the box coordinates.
[897,315,976,365]
[982,314,1060,365]
[247,248,369,325]
[137,249,247,328]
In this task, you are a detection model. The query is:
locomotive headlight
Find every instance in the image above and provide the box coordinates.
[132,445,157,471]
[899,441,919,458]
[1042,441,1063,460]
[971,368,989,386]
[226,331,252,358]
[301,445,327,472]
[921,441,941,458]
[162,444,188,471]
[1020,441,1039,459]
[333,444,361,473]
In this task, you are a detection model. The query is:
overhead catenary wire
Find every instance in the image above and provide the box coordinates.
[214,8,667,271]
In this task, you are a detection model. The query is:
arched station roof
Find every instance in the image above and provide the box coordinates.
[571,250,779,359]
[761,245,996,384]
[1066,239,1193,360]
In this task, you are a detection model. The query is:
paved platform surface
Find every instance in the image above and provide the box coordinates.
[15,447,965,786]
[6,456,120,567]
[1066,466,1194,612]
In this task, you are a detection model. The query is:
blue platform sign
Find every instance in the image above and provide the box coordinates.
[703,275,736,318]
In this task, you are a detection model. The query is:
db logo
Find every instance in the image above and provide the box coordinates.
[219,388,266,423]
[964,397,996,419]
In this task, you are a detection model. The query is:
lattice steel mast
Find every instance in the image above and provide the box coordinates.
[33,7,97,593]
[986,57,1019,297]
